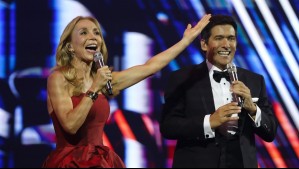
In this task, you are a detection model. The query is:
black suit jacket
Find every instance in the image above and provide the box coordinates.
[160,62,277,168]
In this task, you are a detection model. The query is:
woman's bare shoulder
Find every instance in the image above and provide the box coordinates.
[48,70,66,82]
[47,70,69,90]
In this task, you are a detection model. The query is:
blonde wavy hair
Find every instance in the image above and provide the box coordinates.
[54,16,108,96]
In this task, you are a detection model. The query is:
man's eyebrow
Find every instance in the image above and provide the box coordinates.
[214,35,236,38]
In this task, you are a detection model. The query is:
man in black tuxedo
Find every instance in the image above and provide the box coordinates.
[160,15,277,168]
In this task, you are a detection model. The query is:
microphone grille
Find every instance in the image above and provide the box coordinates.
[94,52,103,62]
[227,63,237,73]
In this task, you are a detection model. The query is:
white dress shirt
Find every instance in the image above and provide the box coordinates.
[204,60,262,139]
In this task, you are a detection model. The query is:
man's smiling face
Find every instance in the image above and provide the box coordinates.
[201,24,237,70]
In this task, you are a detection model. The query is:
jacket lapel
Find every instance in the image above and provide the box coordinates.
[236,68,247,135]
[193,63,215,115]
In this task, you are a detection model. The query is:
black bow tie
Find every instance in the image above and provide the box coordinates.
[213,70,230,83]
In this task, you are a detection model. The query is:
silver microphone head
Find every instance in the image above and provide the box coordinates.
[227,62,237,73]
[93,51,103,62]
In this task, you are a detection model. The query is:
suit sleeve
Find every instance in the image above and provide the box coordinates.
[159,71,206,140]
[252,76,278,142]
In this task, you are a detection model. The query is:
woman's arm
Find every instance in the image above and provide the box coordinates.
[47,67,111,134]
[47,71,95,134]
[111,14,211,93]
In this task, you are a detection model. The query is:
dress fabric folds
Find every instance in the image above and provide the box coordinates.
[42,94,125,168]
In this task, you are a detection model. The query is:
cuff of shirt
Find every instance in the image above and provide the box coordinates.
[248,105,262,127]
[204,115,215,139]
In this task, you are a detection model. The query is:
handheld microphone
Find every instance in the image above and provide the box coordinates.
[94,52,113,96]
[227,63,243,107]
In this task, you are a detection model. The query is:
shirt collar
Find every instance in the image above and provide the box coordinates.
[206,60,227,74]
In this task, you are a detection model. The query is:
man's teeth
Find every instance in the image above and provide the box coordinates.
[218,51,230,56]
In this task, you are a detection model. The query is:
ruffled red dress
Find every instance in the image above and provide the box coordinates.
[42,94,125,168]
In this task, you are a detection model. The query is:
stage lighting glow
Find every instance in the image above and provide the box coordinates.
[279,0,299,41]
[157,12,169,24]
[123,32,153,114]
[255,0,299,86]
[0,4,5,78]
[231,0,299,131]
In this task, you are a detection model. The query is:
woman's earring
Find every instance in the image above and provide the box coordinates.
[67,44,75,55]
[70,50,75,56]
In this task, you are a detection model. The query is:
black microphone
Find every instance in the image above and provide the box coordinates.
[94,52,113,96]
[227,63,243,107]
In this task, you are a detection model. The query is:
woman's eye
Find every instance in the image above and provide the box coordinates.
[80,31,87,35]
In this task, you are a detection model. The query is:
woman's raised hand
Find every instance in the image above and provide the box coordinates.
[182,14,211,44]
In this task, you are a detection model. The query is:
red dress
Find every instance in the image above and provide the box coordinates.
[42,94,125,168]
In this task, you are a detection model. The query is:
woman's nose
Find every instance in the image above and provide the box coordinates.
[88,33,97,40]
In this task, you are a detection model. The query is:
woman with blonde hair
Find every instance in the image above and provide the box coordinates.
[42,14,211,168]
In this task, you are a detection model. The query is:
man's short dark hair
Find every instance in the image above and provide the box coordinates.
[200,14,238,42]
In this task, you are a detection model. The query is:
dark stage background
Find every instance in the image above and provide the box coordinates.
[0,0,299,168]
